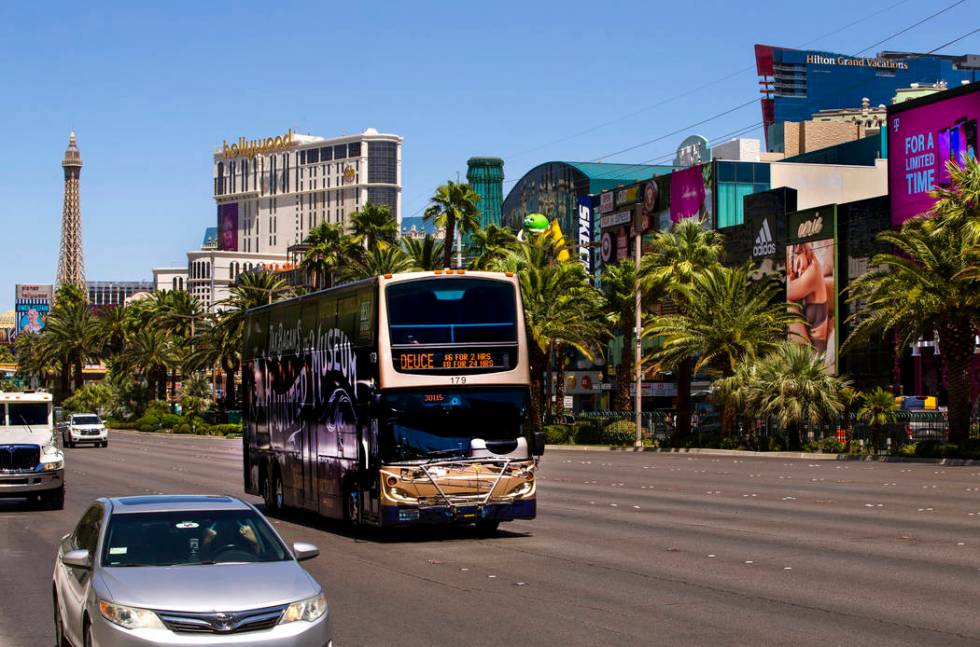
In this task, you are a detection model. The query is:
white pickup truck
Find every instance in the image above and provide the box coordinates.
[0,391,65,509]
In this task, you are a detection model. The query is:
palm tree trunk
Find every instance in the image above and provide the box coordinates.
[545,342,555,422]
[443,216,456,269]
[615,327,632,411]
[157,366,167,401]
[73,356,84,392]
[528,344,547,434]
[224,361,237,411]
[674,357,692,447]
[555,342,567,419]
[60,359,70,397]
[941,319,975,447]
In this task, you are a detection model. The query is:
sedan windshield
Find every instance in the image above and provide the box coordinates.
[72,415,100,425]
[102,510,289,567]
[381,388,528,462]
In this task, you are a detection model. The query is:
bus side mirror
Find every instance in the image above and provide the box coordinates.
[532,432,546,456]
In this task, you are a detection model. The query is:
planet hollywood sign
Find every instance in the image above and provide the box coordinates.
[223,129,295,159]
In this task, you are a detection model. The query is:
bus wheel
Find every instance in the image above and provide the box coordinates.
[264,470,283,515]
[475,520,500,536]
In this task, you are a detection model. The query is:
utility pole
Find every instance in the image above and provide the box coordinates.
[634,229,643,449]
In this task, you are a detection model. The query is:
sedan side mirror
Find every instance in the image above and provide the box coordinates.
[293,542,319,562]
[63,549,91,569]
[532,431,546,457]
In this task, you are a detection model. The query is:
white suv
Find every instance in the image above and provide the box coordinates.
[63,413,108,448]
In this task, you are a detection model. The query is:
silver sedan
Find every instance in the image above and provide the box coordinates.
[52,495,331,646]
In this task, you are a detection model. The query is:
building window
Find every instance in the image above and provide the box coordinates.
[368,141,397,184]
[320,146,332,161]
[216,162,225,196]
[348,142,361,158]
[334,144,347,160]
[367,187,397,219]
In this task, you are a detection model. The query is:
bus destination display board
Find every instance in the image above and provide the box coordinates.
[394,347,514,374]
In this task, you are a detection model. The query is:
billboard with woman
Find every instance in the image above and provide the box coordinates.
[786,205,837,374]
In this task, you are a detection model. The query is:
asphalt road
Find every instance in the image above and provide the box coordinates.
[2,432,980,646]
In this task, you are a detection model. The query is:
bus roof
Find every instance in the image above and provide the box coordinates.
[0,391,53,403]
[245,271,518,315]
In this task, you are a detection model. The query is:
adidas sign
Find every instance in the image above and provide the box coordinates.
[752,219,776,257]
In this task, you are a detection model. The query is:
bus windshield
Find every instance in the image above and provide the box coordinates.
[380,388,528,462]
[386,278,517,346]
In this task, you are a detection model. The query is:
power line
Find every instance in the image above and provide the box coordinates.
[927,26,980,53]
[853,0,966,55]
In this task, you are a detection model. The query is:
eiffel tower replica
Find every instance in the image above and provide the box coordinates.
[57,131,86,294]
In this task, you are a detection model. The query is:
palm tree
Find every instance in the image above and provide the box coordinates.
[14,331,56,389]
[301,223,350,289]
[43,300,101,394]
[423,181,482,269]
[601,260,640,411]
[844,217,979,447]
[350,203,398,249]
[468,224,517,270]
[95,304,129,359]
[639,218,724,445]
[647,264,799,437]
[493,236,607,430]
[121,328,174,401]
[857,387,898,454]
[343,245,414,281]
[929,157,980,245]
[746,342,849,450]
[151,290,205,397]
[402,235,445,271]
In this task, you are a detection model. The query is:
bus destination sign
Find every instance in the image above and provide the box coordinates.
[394,347,513,374]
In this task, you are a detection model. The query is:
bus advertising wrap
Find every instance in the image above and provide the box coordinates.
[888,85,979,226]
[786,205,838,375]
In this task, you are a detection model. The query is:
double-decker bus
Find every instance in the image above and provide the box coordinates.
[242,271,543,531]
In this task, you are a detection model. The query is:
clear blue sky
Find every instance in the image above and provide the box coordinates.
[0,0,976,307]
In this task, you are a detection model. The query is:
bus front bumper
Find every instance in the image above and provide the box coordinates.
[381,498,535,526]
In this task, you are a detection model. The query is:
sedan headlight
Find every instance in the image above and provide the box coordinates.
[98,600,165,630]
[279,591,328,624]
[42,460,64,471]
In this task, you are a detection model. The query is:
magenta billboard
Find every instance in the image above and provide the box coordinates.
[888,84,979,226]
[218,203,239,251]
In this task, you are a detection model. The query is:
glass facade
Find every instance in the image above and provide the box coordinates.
[466,157,504,228]
[367,187,398,220]
[715,161,770,228]
[368,141,398,184]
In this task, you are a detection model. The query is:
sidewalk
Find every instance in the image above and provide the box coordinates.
[545,444,980,465]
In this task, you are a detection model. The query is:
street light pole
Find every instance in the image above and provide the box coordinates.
[634,230,643,450]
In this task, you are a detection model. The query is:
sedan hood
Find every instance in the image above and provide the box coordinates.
[98,562,319,612]
[1,428,53,447]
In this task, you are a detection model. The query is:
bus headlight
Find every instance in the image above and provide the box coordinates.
[42,460,64,472]
[280,591,328,624]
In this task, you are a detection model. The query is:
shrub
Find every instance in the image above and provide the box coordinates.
[915,440,960,458]
[159,413,182,430]
[544,424,573,445]
[133,415,160,432]
[145,401,172,418]
[898,442,917,457]
[847,440,866,455]
[720,436,742,450]
[601,420,636,446]
[574,420,602,445]
[803,440,820,453]
[820,438,846,454]
[766,436,785,452]
[174,422,192,434]
[209,423,243,436]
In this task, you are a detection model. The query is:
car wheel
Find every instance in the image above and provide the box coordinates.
[44,486,65,511]
[101,440,108,448]
[83,618,93,647]
[264,471,283,515]
[53,591,68,647]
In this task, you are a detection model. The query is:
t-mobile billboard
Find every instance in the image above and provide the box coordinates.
[888,84,979,226]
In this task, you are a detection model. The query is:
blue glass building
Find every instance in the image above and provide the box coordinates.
[755,44,978,151]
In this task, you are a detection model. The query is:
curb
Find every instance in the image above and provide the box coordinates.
[544,444,979,465]
[109,428,241,440]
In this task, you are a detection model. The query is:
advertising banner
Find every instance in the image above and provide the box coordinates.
[15,302,49,334]
[599,191,614,213]
[15,284,53,301]
[577,197,593,275]
[670,165,706,222]
[218,203,239,252]
[601,210,632,229]
[888,85,980,225]
[787,205,838,374]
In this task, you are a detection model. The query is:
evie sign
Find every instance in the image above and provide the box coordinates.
[601,210,631,229]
